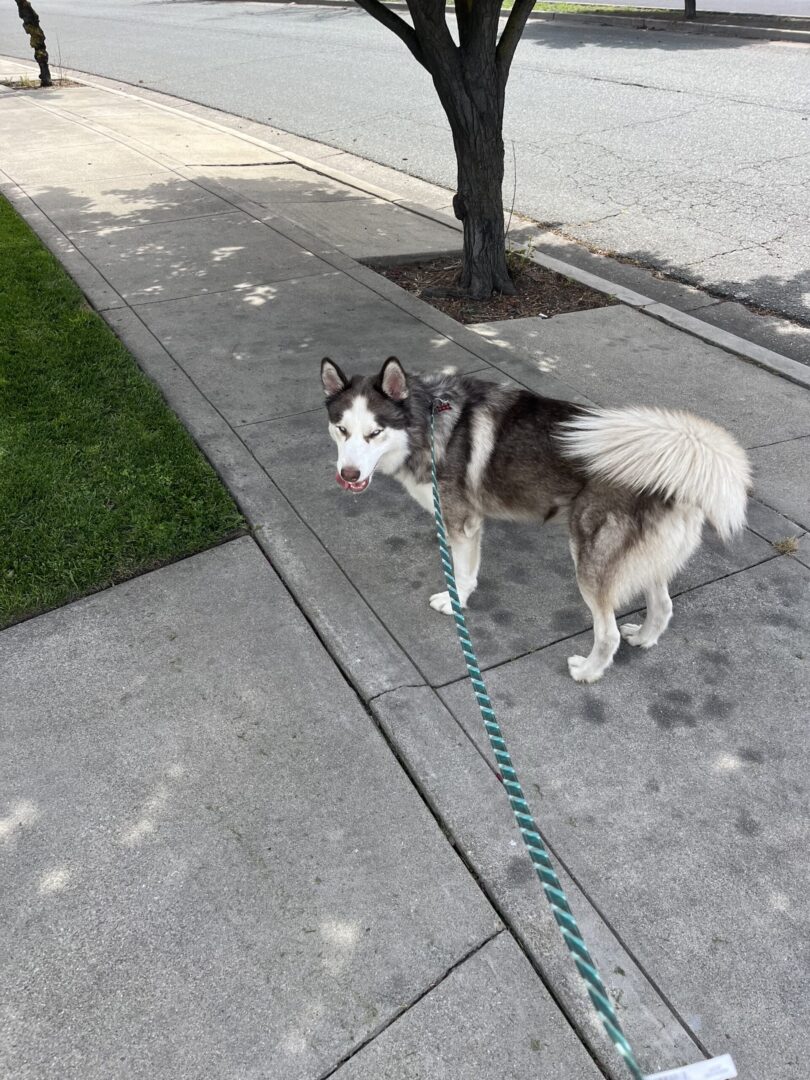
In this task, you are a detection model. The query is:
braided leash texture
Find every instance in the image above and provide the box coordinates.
[430,404,644,1080]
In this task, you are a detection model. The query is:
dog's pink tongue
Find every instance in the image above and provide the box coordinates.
[335,472,351,490]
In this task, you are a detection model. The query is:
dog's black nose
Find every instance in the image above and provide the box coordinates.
[340,467,361,483]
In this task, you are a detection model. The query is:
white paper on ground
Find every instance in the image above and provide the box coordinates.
[645,1055,737,1080]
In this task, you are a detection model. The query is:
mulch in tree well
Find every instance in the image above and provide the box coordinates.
[375,253,617,325]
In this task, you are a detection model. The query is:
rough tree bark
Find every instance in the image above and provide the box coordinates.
[353,0,535,299]
[433,7,513,296]
[14,1,52,87]
[684,0,697,19]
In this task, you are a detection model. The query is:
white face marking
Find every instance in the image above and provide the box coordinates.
[329,395,408,487]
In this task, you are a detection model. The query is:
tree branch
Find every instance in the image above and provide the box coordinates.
[455,0,500,53]
[406,0,458,64]
[352,0,427,69]
[496,0,534,83]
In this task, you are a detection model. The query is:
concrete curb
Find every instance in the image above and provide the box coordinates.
[525,9,810,44]
[524,251,810,392]
[643,304,810,391]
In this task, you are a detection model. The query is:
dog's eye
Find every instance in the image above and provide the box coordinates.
[337,425,348,436]
[368,429,382,439]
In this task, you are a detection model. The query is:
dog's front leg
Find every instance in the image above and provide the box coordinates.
[430,519,482,615]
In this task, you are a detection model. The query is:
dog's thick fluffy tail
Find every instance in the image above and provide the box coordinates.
[557,406,751,541]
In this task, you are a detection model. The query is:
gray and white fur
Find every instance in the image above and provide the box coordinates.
[321,357,751,683]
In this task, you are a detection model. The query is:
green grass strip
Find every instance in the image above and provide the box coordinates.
[0,196,245,627]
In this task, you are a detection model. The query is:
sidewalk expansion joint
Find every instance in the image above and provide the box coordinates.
[126,269,329,309]
[366,683,427,705]
[188,160,293,167]
[750,493,809,534]
[235,406,325,429]
[433,551,781,691]
[315,929,506,1080]
[373,675,511,811]
[68,208,239,233]
[745,432,810,452]
[370,681,503,797]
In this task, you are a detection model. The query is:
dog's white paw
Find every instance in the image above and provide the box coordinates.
[567,654,605,684]
[620,623,657,649]
[429,591,456,615]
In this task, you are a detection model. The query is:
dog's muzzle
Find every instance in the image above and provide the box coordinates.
[335,471,370,493]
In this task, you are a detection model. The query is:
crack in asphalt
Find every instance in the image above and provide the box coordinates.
[522,61,810,117]
[682,229,791,269]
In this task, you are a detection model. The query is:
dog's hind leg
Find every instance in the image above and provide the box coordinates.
[430,519,482,615]
[567,583,621,684]
[621,582,673,648]
[617,505,702,648]
[566,499,628,683]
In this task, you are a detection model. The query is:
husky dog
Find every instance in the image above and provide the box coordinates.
[320,357,750,683]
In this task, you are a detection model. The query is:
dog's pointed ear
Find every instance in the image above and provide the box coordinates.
[321,357,348,398]
[378,356,408,401]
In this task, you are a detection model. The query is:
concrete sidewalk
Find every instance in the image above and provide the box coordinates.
[1,57,808,1080]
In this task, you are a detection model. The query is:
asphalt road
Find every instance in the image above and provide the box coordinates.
[1,1,808,318]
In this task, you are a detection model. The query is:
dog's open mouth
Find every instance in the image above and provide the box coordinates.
[335,472,371,493]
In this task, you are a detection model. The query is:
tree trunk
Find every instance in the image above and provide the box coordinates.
[15,1,52,87]
[684,0,697,18]
[451,119,513,299]
[353,0,535,299]
[431,50,515,299]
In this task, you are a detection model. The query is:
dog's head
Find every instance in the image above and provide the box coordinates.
[320,357,410,493]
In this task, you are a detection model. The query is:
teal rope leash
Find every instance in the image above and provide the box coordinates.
[429,402,644,1080]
